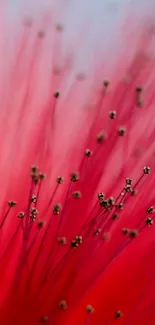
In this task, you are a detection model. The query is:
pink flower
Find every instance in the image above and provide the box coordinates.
[1,2,155,325]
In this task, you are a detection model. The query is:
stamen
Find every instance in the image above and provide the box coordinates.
[131,167,150,192]
[58,237,67,245]
[112,213,119,220]
[146,217,153,226]
[31,195,37,203]
[30,207,38,221]
[98,192,105,201]
[124,185,131,193]
[73,191,81,199]
[59,300,67,310]
[0,202,16,229]
[84,305,95,325]
[116,202,124,210]
[122,228,130,235]
[118,127,126,136]
[143,166,151,175]
[70,172,79,182]
[38,220,45,229]
[85,149,93,157]
[57,176,64,184]
[109,111,117,119]
[31,165,39,184]
[56,24,64,32]
[71,235,82,248]
[96,131,106,143]
[129,229,139,238]
[40,315,49,323]
[115,310,123,319]
[103,80,110,87]
[53,203,62,215]
[39,172,46,180]
[54,91,60,98]
[8,201,17,207]
[17,212,25,219]
[31,165,39,174]
[147,206,155,214]
[126,178,132,185]
[86,305,95,313]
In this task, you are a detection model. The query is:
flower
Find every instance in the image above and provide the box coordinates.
[0,2,155,325]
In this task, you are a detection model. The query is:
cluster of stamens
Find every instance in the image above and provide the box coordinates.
[2,152,153,324]
[1,18,155,325]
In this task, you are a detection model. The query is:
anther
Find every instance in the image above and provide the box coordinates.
[122,228,130,235]
[39,172,46,180]
[75,235,82,244]
[70,172,79,182]
[58,237,67,245]
[86,305,95,313]
[100,199,108,208]
[38,220,45,228]
[17,212,25,219]
[57,176,64,184]
[126,178,132,185]
[116,203,124,210]
[54,91,60,98]
[98,192,105,201]
[103,80,109,87]
[31,195,37,203]
[31,173,39,184]
[108,197,115,206]
[31,215,36,222]
[73,191,81,199]
[56,24,63,32]
[31,165,39,174]
[30,208,38,221]
[109,111,116,119]
[136,86,143,93]
[129,229,139,238]
[53,203,62,215]
[118,127,126,136]
[96,131,106,143]
[30,207,38,215]
[124,185,131,192]
[143,166,151,175]
[8,201,16,207]
[71,236,82,247]
[112,213,119,220]
[115,310,122,319]
[85,149,93,157]
[40,315,48,322]
[71,240,78,248]
[59,300,67,310]
[146,217,153,226]
[131,189,137,196]
[147,206,154,214]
